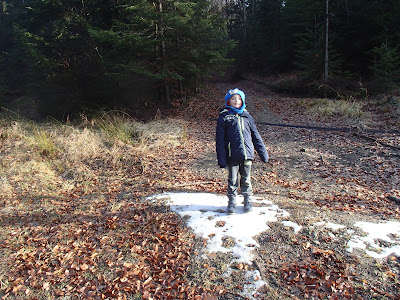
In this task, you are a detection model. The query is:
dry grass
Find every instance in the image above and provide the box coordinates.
[31,128,57,157]
[298,98,373,127]
[298,98,369,118]
[57,127,104,162]
[0,112,188,200]
[135,118,189,149]
[0,111,192,298]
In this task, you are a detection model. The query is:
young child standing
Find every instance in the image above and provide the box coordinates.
[216,88,269,215]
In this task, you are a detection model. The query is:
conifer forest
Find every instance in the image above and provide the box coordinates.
[1,0,400,117]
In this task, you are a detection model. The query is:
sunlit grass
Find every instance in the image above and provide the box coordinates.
[135,118,189,149]
[0,110,188,200]
[95,111,141,145]
[298,98,373,127]
[32,128,57,157]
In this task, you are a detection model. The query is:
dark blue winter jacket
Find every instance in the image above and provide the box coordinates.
[216,108,269,168]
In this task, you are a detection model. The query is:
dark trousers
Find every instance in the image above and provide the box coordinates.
[227,160,252,199]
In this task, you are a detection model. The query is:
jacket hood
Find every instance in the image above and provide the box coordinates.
[224,88,246,114]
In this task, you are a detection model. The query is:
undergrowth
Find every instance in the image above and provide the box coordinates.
[298,98,373,126]
[0,110,188,200]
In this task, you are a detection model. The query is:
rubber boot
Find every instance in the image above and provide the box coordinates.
[227,197,236,215]
[244,196,253,213]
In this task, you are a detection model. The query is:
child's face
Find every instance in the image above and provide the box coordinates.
[229,94,243,109]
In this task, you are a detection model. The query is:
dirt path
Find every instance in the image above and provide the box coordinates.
[181,78,400,299]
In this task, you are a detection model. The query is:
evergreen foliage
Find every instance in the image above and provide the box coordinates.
[2,0,400,116]
[225,0,400,90]
[1,0,233,116]
[370,43,400,92]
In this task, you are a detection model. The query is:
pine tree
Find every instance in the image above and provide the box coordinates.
[90,0,234,104]
[2,0,234,113]
[370,43,400,91]
[250,0,286,72]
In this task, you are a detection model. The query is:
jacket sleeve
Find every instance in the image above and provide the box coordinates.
[249,116,269,162]
[216,116,227,167]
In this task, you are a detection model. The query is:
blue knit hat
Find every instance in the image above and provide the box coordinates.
[225,88,246,114]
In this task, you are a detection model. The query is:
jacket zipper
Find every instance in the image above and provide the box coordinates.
[236,115,247,160]
[228,142,231,157]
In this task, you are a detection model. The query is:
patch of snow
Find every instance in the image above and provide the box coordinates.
[148,192,400,299]
[150,192,289,264]
[243,270,265,297]
[282,221,302,233]
[314,221,346,231]
[347,221,400,258]
[149,192,290,299]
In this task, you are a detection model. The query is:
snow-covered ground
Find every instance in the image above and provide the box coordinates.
[149,192,400,299]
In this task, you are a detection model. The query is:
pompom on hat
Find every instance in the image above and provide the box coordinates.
[224,88,246,114]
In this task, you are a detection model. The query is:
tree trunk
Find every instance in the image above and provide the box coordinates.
[273,0,280,51]
[154,0,171,104]
[242,0,247,42]
[324,0,329,80]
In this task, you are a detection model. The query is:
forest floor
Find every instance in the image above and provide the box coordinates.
[1,75,400,299]
[166,76,400,299]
